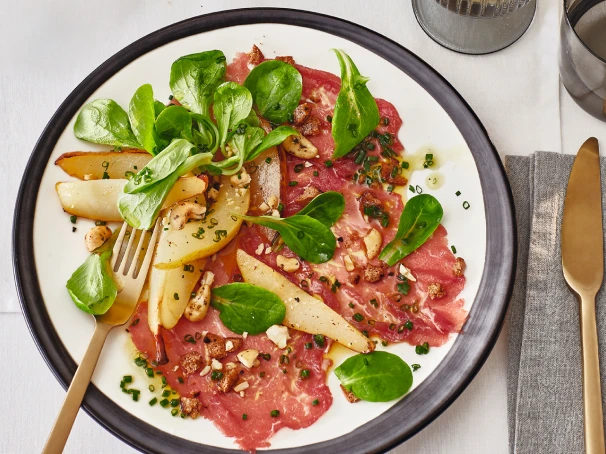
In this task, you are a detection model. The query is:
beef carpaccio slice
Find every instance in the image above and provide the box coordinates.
[129,304,332,452]
[129,48,468,452]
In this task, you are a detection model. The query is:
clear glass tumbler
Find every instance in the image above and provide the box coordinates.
[559,0,606,121]
[412,0,537,55]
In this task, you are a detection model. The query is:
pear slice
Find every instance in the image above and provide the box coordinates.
[236,249,374,354]
[56,177,206,222]
[55,149,152,180]
[153,175,250,270]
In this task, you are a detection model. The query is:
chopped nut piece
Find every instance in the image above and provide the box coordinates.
[170,202,206,230]
[255,243,264,255]
[179,351,204,376]
[248,44,264,65]
[230,168,251,188]
[211,358,223,370]
[427,282,446,299]
[226,337,243,351]
[282,135,318,159]
[295,185,322,203]
[343,254,355,272]
[180,397,202,419]
[217,368,240,393]
[452,257,466,277]
[275,55,295,66]
[363,263,386,283]
[299,116,321,136]
[363,228,382,260]
[266,324,290,349]
[184,271,214,322]
[340,384,360,403]
[233,381,250,392]
[293,102,312,125]
[84,225,112,252]
[207,186,219,200]
[276,255,300,272]
[199,365,211,376]
[237,349,259,369]
[267,195,279,209]
[399,264,416,282]
[258,201,270,212]
[225,341,234,352]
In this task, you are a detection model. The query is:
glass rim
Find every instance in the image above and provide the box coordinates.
[563,0,606,65]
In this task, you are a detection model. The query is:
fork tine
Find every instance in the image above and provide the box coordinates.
[129,228,149,278]
[117,225,138,276]
[111,222,129,269]
[135,219,161,281]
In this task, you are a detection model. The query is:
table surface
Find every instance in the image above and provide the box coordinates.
[2,1,605,453]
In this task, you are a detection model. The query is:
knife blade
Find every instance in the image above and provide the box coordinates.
[561,137,605,454]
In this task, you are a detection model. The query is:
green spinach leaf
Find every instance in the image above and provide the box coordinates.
[213,82,253,147]
[211,283,286,335]
[124,139,193,194]
[334,351,413,402]
[128,84,157,155]
[154,100,167,118]
[220,125,265,175]
[155,105,194,143]
[190,114,220,154]
[66,232,118,315]
[237,214,336,263]
[379,194,443,266]
[245,126,299,161]
[74,99,141,149]
[118,150,212,229]
[296,191,345,227]
[244,60,302,124]
[331,49,380,158]
[169,50,227,116]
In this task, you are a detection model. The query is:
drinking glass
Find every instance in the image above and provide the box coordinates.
[412,0,537,55]
[559,0,606,121]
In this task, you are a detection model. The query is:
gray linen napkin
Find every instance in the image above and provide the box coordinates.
[506,152,606,453]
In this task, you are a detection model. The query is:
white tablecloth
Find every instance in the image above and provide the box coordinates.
[2,1,605,453]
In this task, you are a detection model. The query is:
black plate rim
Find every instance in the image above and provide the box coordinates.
[13,7,516,454]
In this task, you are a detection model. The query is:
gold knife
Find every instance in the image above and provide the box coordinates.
[562,137,605,454]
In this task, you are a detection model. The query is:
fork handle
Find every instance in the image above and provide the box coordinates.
[579,292,606,454]
[42,322,112,454]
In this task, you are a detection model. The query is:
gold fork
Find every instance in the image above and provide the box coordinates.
[42,220,160,454]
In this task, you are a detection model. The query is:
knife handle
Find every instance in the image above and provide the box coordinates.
[579,292,606,454]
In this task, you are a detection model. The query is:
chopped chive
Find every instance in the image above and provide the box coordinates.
[409,185,415,193]
[348,302,355,308]
[313,170,319,177]
[288,181,298,187]
[463,201,470,210]
[177,377,184,384]
[312,399,319,406]
[270,410,280,417]
[404,320,414,330]
[131,390,140,402]
[277,202,284,212]
[412,364,421,372]
[69,215,77,224]
[260,372,266,378]
[415,342,430,355]
[304,342,313,349]
[381,340,388,347]
[170,399,179,407]
[160,399,169,407]
[324,160,333,168]
[353,313,364,322]
[171,408,179,416]
[265,157,272,164]
[149,397,158,406]
[455,190,461,196]
[401,161,409,169]
[313,334,325,348]
[242,413,248,420]
[162,390,170,398]
[451,245,457,254]
[300,369,310,379]
[145,367,154,378]
[211,370,223,380]
[294,163,304,173]
[148,385,155,392]
[123,375,133,383]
